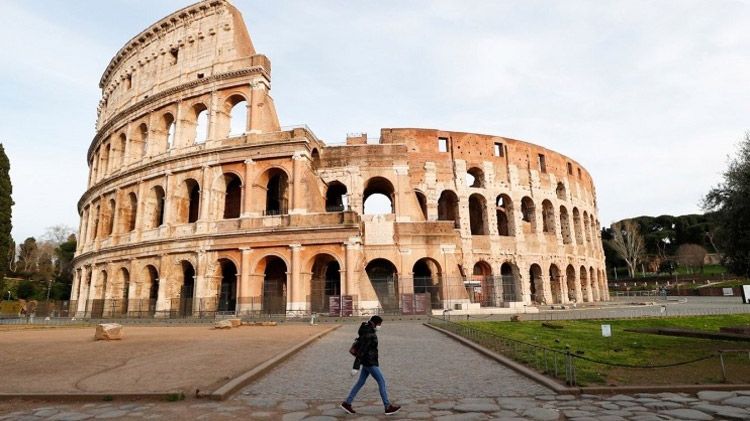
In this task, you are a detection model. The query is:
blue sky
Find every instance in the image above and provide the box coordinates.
[1,0,749,243]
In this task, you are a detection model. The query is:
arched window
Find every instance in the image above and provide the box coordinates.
[163,113,176,149]
[583,211,591,243]
[144,265,159,316]
[227,95,248,137]
[415,191,428,220]
[193,104,209,144]
[106,199,116,236]
[119,268,130,315]
[148,186,165,228]
[127,193,137,232]
[542,199,555,234]
[118,133,127,166]
[560,206,572,244]
[556,182,566,200]
[177,179,200,223]
[573,207,583,244]
[311,149,321,170]
[92,205,100,240]
[223,174,242,219]
[266,170,289,215]
[566,265,577,302]
[363,177,395,215]
[101,143,110,178]
[468,193,488,235]
[466,167,485,188]
[218,258,238,313]
[496,194,514,236]
[138,123,149,157]
[521,197,536,232]
[325,181,348,212]
[178,261,195,317]
[437,190,460,228]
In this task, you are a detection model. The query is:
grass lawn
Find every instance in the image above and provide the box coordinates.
[463,314,750,386]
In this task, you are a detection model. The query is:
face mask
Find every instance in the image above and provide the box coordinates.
[375,325,381,331]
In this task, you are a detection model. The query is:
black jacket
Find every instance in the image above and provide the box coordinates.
[354,322,379,367]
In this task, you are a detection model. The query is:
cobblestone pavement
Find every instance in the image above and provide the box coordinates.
[2,322,750,420]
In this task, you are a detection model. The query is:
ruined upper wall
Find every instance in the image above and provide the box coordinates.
[96,0,267,130]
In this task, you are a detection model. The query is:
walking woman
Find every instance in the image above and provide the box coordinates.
[340,315,401,415]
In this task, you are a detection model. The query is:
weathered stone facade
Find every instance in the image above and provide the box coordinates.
[71,0,608,317]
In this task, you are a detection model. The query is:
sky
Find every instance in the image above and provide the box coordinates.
[1,0,749,243]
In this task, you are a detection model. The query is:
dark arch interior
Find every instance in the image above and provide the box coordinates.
[266,171,289,215]
[363,177,395,214]
[325,181,347,212]
[263,256,287,314]
[415,191,428,220]
[310,255,341,313]
[413,258,441,308]
[224,174,242,219]
[469,194,488,235]
[218,259,237,313]
[366,259,398,312]
[185,179,200,223]
[179,261,195,316]
[438,190,460,228]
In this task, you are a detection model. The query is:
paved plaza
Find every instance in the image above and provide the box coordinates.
[2,321,750,420]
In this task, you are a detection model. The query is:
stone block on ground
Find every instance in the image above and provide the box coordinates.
[228,318,242,328]
[94,323,123,340]
[214,320,232,329]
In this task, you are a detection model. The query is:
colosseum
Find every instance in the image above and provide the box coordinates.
[70,0,608,318]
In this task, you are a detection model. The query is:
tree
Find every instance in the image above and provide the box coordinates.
[609,220,645,278]
[17,237,37,273]
[676,244,707,273]
[0,144,12,284]
[704,132,750,277]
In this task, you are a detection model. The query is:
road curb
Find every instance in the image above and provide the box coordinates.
[208,324,342,400]
[0,392,185,402]
[423,323,576,394]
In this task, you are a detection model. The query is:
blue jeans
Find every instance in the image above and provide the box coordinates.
[345,365,390,407]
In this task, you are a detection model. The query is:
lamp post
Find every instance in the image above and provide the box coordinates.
[46,279,53,304]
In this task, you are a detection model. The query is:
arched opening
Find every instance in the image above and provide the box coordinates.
[147,186,165,229]
[144,265,159,316]
[560,206,572,244]
[496,194,514,236]
[542,199,555,234]
[227,95,248,137]
[311,148,321,170]
[179,261,195,317]
[366,259,398,312]
[529,264,543,304]
[521,197,536,232]
[176,179,200,224]
[119,134,127,165]
[500,263,517,302]
[469,261,494,307]
[92,205,100,240]
[218,259,238,313]
[466,167,485,188]
[194,104,209,144]
[583,211,591,243]
[310,254,341,313]
[118,268,129,316]
[556,182,566,200]
[106,199,116,236]
[580,265,590,302]
[469,193,488,235]
[101,144,110,177]
[549,264,562,304]
[437,190,460,228]
[363,177,395,215]
[413,258,442,308]
[414,191,428,221]
[573,208,583,244]
[163,113,176,150]
[91,270,107,318]
[566,265,577,303]
[590,267,599,301]
[265,170,289,215]
[223,173,242,219]
[262,256,287,314]
[325,181,348,212]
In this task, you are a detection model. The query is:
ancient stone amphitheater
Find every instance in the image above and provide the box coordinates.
[71,0,608,318]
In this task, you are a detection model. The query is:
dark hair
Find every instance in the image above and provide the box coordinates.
[369,315,383,325]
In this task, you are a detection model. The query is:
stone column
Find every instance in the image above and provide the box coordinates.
[248,80,266,133]
[135,180,146,238]
[238,247,252,313]
[76,267,90,316]
[290,152,306,214]
[199,165,211,221]
[242,159,255,217]
[344,240,360,297]
[207,90,218,141]
[173,100,184,149]
[289,244,303,313]
[162,171,174,227]
[86,265,98,316]
[394,165,409,221]
[155,255,171,316]
[194,250,207,314]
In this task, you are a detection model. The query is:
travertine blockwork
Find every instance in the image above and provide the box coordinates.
[71,0,608,317]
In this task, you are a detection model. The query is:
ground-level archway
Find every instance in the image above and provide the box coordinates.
[366,259,398,313]
[529,264,543,304]
[549,264,562,304]
[262,256,287,314]
[566,265,577,303]
[217,259,237,313]
[177,261,195,317]
[412,257,442,309]
[310,254,341,313]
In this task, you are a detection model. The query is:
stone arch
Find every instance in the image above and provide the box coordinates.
[145,185,165,229]
[560,206,572,244]
[466,167,485,188]
[118,133,127,166]
[217,258,238,313]
[556,182,567,200]
[309,253,342,313]
[469,260,494,307]
[363,176,395,215]
[438,190,460,228]
[142,264,159,316]
[177,260,195,317]
[583,211,591,243]
[160,112,176,151]
[365,258,399,312]
[529,264,544,304]
[566,264,577,303]
[214,172,242,219]
[259,256,287,314]
[412,257,442,308]
[573,207,583,244]
[541,199,555,234]
[521,197,537,232]
[100,143,111,178]
[136,123,149,158]
[325,181,348,212]
[580,265,591,302]
[549,264,563,304]
[192,103,209,144]
[105,198,116,236]
[175,178,200,223]
[117,267,130,315]
[256,167,290,215]
[225,94,248,137]
[414,190,428,221]
[500,262,519,302]
[469,193,488,235]
[590,267,598,301]
[311,148,321,170]
[496,194,515,236]
[92,204,101,241]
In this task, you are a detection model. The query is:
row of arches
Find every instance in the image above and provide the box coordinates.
[90,94,250,186]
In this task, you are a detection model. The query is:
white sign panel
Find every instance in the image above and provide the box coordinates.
[742,285,750,304]
[723,288,733,296]
[601,324,612,337]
